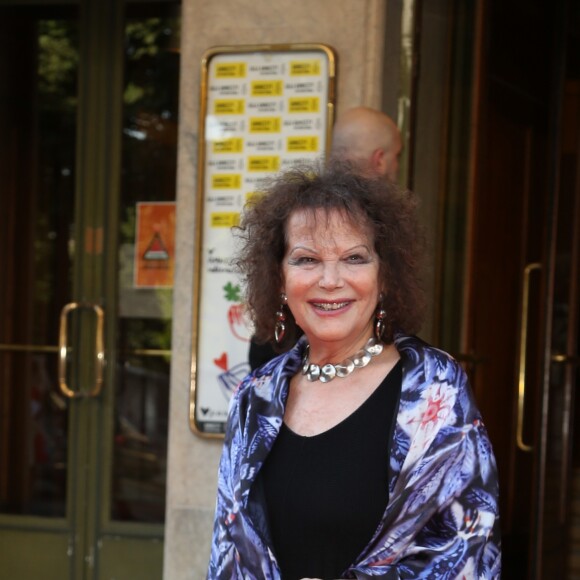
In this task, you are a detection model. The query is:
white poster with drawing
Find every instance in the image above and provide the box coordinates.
[191,44,337,435]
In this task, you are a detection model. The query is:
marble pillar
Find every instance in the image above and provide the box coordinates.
[165,1,390,577]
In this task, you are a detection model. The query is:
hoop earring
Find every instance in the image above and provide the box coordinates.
[374,294,387,342]
[274,293,288,344]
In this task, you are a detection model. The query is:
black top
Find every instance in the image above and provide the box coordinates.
[259,361,402,580]
[249,336,277,370]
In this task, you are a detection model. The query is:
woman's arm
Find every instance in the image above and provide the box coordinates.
[351,363,501,579]
[207,394,242,579]
[395,421,500,578]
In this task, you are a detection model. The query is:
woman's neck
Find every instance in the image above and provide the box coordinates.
[306,327,375,366]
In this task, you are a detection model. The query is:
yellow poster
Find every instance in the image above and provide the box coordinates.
[134,202,176,288]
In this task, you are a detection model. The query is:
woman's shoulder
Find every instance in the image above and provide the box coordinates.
[395,334,481,423]
[394,334,463,374]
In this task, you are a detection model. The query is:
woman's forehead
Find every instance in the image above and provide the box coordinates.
[285,207,373,243]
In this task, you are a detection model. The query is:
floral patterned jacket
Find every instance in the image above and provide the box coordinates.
[207,334,501,579]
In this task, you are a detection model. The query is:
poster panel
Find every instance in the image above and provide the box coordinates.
[190,44,337,436]
[134,202,176,288]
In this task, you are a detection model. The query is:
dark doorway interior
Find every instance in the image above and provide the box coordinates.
[464,0,580,578]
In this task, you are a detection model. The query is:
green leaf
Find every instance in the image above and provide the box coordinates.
[223,281,241,302]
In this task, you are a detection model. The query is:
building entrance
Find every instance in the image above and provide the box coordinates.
[448,1,580,576]
[0,1,180,577]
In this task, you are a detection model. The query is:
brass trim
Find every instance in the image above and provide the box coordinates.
[551,353,580,365]
[0,345,171,357]
[189,43,337,438]
[58,302,105,399]
[516,263,541,453]
[93,303,105,397]
[122,349,172,357]
[0,344,60,353]
[58,303,75,398]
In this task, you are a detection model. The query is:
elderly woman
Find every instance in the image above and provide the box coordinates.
[208,163,500,579]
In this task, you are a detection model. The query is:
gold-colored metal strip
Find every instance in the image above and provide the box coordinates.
[0,345,171,357]
[551,353,580,365]
[0,344,60,353]
[516,262,541,453]
[121,349,172,357]
[91,303,105,398]
[59,302,82,398]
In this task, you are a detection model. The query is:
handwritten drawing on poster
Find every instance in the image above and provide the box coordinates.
[190,44,337,436]
[134,202,176,288]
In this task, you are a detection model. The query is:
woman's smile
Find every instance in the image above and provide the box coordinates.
[310,300,352,312]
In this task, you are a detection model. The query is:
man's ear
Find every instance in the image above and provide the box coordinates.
[371,147,387,175]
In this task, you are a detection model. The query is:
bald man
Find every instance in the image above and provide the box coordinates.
[330,106,402,181]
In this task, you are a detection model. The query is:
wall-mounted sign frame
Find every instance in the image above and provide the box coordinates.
[190,43,337,437]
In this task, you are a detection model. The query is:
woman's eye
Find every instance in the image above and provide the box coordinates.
[345,254,368,264]
[289,256,317,266]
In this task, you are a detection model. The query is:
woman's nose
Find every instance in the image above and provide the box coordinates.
[318,261,344,289]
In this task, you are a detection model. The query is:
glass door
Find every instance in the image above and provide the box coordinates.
[535,74,580,580]
[0,1,180,578]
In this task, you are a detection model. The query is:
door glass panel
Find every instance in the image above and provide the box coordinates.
[548,77,580,578]
[112,3,180,523]
[0,6,78,518]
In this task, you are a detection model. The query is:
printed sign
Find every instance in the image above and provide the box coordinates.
[191,44,337,436]
[134,202,176,288]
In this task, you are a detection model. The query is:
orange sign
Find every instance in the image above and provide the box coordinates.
[134,202,176,288]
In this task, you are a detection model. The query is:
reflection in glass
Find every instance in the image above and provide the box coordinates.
[111,6,180,524]
[0,7,78,517]
[113,355,169,523]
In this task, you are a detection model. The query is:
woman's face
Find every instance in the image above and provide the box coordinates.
[282,208,381,350]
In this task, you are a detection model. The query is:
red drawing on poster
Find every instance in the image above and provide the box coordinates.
[228,304,251,342]
[213,352,228,371]
[143,229,170,263]
[223,281,251,342]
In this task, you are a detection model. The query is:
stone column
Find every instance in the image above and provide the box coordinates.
[165,1,389,577]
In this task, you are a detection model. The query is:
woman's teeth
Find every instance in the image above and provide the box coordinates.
[313,302,349,311]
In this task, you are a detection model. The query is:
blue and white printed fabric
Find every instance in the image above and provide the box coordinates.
[208,334,501,579]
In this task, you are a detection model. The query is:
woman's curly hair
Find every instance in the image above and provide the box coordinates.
[233,160,426,350]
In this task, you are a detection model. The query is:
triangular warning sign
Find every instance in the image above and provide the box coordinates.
[143,231,170,261]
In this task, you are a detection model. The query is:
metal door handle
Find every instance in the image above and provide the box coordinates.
[516,263,541,452]
[551,353,580,365]
[58,302,105,398]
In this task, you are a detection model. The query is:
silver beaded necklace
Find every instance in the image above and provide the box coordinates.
[301,337,384,383]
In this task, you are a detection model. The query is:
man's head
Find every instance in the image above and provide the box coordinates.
[330,107,402,181]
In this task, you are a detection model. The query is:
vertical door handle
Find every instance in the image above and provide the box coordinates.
[58,302,105,398]
[516,263,541,452]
